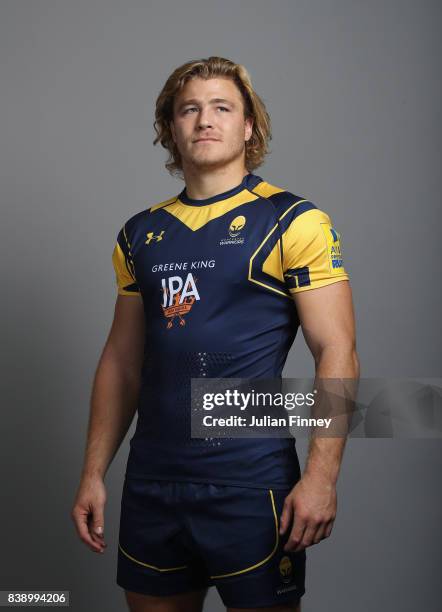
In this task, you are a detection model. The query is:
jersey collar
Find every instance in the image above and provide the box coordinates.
[177,172,264,206]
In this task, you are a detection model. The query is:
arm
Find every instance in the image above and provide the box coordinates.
[71,294,145,553]
[297,279,359,483]
[280,280,360,551]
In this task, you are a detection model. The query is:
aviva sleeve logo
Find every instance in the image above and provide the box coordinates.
[321,223,345,274]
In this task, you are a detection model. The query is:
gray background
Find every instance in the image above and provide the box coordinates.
[1,0,441,610]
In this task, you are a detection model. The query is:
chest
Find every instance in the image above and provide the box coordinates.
[129,206,282,303]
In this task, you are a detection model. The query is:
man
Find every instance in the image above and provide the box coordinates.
[71,56,359,612]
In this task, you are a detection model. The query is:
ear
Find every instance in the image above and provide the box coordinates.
[170,120,176,143]
[244,116,254,142]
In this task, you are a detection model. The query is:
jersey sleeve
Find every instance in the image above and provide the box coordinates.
[111,226,141,296]
[282,207,349,295]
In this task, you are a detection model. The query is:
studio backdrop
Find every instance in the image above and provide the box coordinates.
[0,1,440,611]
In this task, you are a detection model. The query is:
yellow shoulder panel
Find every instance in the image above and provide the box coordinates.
[149,196,179,213]
[250,181,285,198]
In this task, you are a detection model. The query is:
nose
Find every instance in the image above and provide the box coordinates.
[197,106,213,130]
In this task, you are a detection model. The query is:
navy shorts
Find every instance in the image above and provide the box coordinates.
[117,478,306,608]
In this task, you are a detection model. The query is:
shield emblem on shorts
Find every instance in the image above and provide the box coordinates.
[279,555,293,583]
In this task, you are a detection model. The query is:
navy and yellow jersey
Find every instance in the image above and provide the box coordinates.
[112,173,349,489]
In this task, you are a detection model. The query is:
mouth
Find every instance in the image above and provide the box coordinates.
[194,138,220,143]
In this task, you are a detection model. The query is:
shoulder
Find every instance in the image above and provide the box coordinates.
[117,195,179,234]
[251,177,331,227]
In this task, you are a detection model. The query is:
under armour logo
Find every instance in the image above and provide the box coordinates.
[145,230,165,245]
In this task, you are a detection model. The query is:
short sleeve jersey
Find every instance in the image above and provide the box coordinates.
[112,173,349,489]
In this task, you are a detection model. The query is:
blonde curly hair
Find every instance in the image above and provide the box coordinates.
[153,56,272,178]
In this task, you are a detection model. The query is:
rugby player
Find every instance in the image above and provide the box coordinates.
[71,56,359,612]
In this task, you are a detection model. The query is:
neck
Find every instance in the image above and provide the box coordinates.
[182,164,249,200]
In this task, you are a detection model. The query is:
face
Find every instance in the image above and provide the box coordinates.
[170,77,253,172]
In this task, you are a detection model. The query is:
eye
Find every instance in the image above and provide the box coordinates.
[183,107,198,114]
[217,106,229,112]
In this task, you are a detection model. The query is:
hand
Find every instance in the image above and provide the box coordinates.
[279,474,337,552]
[71,475,107,553]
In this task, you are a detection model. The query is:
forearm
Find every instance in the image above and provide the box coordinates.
[80,350,141,480]
[303,346,360,485]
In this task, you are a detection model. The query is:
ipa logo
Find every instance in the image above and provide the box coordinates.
[161,273,200,328]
